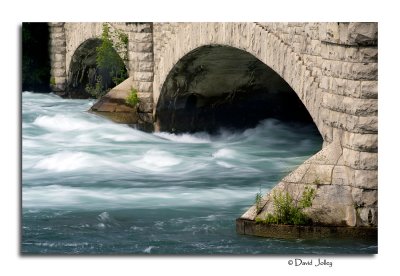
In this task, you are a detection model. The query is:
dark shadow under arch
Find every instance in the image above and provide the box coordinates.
[156,45,318,134]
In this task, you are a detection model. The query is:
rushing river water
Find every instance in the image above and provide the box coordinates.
[21,92,377,254]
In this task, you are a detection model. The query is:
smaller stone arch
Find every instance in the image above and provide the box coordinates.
[66,38,128,98]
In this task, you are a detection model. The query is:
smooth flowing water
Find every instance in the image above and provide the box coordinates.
[21,92,377,254]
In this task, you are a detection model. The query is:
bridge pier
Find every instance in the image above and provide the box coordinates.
[128,23,155,130]
[49,23,67,92]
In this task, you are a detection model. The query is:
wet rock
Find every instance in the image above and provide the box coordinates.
[90,77,138,124]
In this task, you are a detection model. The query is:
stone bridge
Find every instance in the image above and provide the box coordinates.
[48,22,378,231]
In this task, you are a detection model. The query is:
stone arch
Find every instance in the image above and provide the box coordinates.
[64,23,130,78]
[153,23,325,138]
[66,37,128,98]
[155,44,319,133]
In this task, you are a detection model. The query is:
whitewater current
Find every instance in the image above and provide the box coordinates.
[21,92,377,254]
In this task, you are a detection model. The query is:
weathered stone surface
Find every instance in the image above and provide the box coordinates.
[321,59,378,80]
[320,76,361,98]
[302,164,334,185]
[93,102,117,112]
[308,185,354,226]
[347,23,378,46]
[138,102,154,113]
[321,108,377,134]
[133,32,153,43]
[138,112,153,123]
[342,131,378,152]
[91,111,138,124]
[343,148,378,170]
[321,43,378,63]
[361,81,378,99]
[331,165,348,186]
[132,42,153,53]
[319,23,340,44]
[138,62,154,72]
[352,188,378,207]
[319,22,377,46]
[134,72,154,82]
[357,116,378,133]
[51,68,66,77]
[282,163,311,183]
[138,81,153,92]
[358,207,378,226]
[304,141,342,165]
[354,169,378,189]
[52,53,65,62]
[90,77,138,124]
[322,93,377,116]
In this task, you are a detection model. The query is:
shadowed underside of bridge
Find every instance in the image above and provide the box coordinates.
[156,45,315,133]
[48,22,378,234]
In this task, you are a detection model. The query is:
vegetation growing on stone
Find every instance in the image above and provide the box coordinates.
[257,186,316,225]
[82,23,128,98]
[92,23,128,97]
[85,75,104,98]
[126,87,139,107]
[313,176,321,185]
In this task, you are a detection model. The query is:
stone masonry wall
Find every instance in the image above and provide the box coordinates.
[127,23,154,127]
[49,23,67,92]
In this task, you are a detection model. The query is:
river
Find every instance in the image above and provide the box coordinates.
[21,92,377,254]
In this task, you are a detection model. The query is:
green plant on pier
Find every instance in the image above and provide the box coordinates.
[313,176,321,185]
[87,23,128,98]
[257,186,316,226]
[298,185,316,209]
[126,87,139,107]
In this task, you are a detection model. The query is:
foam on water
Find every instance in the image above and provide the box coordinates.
[133,149,182,171]
[33,114,98,132]
[154,132,211,143]
[98,211,111,222]
[212,148,236,159]
[33,151,100,172]
[216,161,235,168]
[143,246,155,253]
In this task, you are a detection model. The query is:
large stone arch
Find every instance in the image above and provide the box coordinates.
[153,23,325,138]
[155,43,317,133]
[153,22,378,228]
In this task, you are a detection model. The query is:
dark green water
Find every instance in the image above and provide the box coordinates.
[21,92,377,254]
